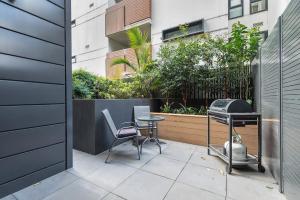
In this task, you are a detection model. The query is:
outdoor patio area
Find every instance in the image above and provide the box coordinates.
[2,140,285,200]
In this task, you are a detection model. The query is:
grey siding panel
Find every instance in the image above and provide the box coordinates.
[0,105,65,132]
[48,0,65,8]
[0,28,65,65]
[282,1,300,199]
[0,3,64,45]
[0,162,65,198]
[0,124,65,158]
[0,143,65,185]
[0,54,65,84]
[261,21,281,184]
[0,0,64,26]
[0,80,65,105]
[0,0,70,197]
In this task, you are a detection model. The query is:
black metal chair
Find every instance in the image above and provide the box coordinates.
[102,109,140,163]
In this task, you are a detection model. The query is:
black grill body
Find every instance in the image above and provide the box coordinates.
[209,99,253,126]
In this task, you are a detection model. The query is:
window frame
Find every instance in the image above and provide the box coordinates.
[250,0,268,15]
[162,19,204,42]
[228,0,244,19]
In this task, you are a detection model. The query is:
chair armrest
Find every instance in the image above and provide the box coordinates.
[121,122,137,127]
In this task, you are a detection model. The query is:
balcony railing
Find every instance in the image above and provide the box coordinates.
[106,0,151,36]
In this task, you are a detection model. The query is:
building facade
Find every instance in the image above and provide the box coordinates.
[71,0,290,78]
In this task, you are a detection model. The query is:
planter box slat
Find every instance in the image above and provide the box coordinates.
[152,113,258,154]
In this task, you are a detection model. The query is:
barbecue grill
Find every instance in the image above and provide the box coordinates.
[209,99,253,126]
[207,99,264,174]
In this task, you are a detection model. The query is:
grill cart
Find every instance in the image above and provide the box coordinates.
[207,99,265,174]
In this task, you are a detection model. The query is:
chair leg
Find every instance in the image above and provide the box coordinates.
[136,136,140,160]
[105,139,117,163]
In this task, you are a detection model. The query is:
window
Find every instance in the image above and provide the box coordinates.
[229,0,243,19]
[162,20,204,41]
[250,0,268,14]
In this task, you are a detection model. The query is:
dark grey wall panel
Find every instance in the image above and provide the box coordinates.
[0,124,65,158]
[0,28,65,65]
[0,80,65,105]
[0,162,65,198]
[48,0,65,8]
[0,54,65,84]
[282,1,300,199]
[0,105,65,132]
[73,99,161,155]
[260,20,281,185]
[0,0,71,197]
[0,143,65,185]
[0,0,64,26]
[0,3,64,45]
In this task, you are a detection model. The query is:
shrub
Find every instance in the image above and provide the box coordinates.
[72,69,97,99]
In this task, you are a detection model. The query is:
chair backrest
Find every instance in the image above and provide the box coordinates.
[134,106,150,126]
[102,109,118,138]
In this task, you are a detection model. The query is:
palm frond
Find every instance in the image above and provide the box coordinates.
[110,58,137,71]
[127,27,149,49]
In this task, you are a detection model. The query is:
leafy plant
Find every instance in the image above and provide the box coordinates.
[160,102,173,113]
[111,27,151,72]
[72,69,97,99]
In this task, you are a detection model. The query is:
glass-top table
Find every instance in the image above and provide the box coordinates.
[137,116,165,154]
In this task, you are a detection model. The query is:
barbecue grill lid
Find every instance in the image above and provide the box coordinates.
[210,99,252,113]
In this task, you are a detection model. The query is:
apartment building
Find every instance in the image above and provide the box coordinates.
[71,0,290,78]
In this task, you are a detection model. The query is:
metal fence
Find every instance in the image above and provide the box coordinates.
[176,65,253,108]
[254,0,300,199]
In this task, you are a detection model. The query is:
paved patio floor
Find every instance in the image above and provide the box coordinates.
[2,140,286,200]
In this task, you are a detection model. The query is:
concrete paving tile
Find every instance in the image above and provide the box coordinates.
[227,175,286,200]
[85,162,137,191]
[102,193,126,200]
[44,179,108,200]
[164,182,225,200]
[14,172,79,200]
[114,170,174,200]
[142,156,186,180]
[161,144,194,162]
[0,195,17,200]
[177,163,226,196]
[189,151,226,171]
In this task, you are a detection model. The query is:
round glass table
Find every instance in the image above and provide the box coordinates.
[138,116,165,154]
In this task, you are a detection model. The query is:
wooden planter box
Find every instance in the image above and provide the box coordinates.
[151,113,258,155]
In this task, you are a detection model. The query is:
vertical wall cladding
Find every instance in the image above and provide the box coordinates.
[260,21,281,184]
[282,1,300,199]
[0,0,71,198]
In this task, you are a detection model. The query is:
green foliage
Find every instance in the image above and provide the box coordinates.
[72,78,92,99]
[72,69,97,99]
[160,102,207,115]
[111,27,151,72]
[72,69,146,100]
[157,34,202,106]
[156,22,261,105]
[160,102,173,113]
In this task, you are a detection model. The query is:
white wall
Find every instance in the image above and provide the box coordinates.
[151,0,229,57]
[268,0,291,31]
[71,0,109,76]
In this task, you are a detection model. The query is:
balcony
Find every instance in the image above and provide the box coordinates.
[106,48,137,79]
[105,0,152,36]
